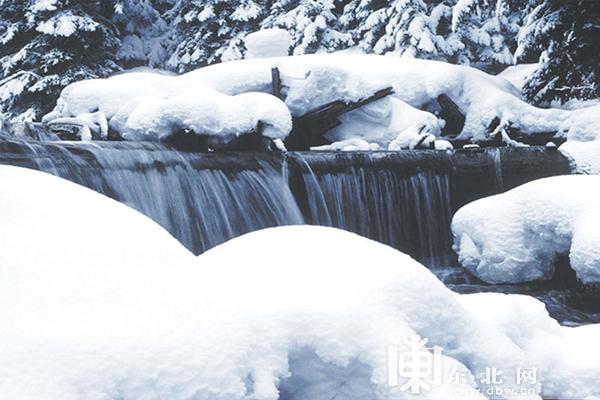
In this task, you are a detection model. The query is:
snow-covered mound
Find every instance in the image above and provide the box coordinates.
[245,29,292,59]
[560,140,600,174]
[452,175,600,284]
[497,64,538,92]
[115,90,292,142]
[325,97,442,150]
[2,166,600,399]
[43,53,600,148]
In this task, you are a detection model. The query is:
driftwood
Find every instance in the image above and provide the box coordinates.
[285,86,394,151]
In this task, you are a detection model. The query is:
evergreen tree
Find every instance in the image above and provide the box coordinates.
[451,0,531,68]
[167,0,270,72]
[112,0,173,68]
[517,0,600,104]
[0,0,121,122]
[340,0,463,61]
[262,0,352,55]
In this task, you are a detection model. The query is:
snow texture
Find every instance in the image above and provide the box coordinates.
[560,141,600,175]
[497,64,538,92]
[452,175,600,284]
[43,54,600,147]
[245,29,292,59]
[2,166,600,399]
[119,90,292,142]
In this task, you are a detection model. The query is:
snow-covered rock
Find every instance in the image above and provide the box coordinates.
[452,175,600,284]
[120,90,292,142]
[44,54,600,147]
[458,292,600,400]
[310,138,380,151]
[2,166,600,399]
[560,140,600,175]
[245,29,292,59]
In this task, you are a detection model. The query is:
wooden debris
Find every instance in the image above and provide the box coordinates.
[285,86,394,150]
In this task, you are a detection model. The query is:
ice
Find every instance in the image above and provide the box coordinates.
[452,175,600,284]
[43,53,600,146]
[245,29,292,58]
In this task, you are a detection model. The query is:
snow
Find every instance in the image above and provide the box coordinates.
[2,166,600,399]
[43,72,291,143]
[36,14,98,36]
[120,90,292,142]
[325,97,442,150]
[310,138,380,151]
[245,29,292,58]
[452,175,600,284]
[560,141,600,175]
[497,64,538,92]
[43,53,600,147]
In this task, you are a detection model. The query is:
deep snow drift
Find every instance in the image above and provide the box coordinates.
[452,175,600,284]
[42,53,600,149]
[2,166,600,399]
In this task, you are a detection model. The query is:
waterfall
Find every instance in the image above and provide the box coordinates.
[0,139,571,267]
[0,140,304,254]
[492,148,504,192]
[285,152,455,268]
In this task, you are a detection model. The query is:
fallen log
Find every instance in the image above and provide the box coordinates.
[285,86,394,151]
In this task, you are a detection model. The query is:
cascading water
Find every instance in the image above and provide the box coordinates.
[0,139,571,266]
[285,152,455,268]
[1,137,591,323]
[0,139,304,254]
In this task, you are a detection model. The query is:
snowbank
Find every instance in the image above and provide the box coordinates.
[2,166,600,399]
[458,293,600,400]
[245,29,292,59]
[43,53,600,147]
[560,140,600,174]
[497,64,538,92]
[119,90,292,142]
[452,175,600,284]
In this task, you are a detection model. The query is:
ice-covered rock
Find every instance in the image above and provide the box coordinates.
[452,175,600,284]
[245,29,292,59]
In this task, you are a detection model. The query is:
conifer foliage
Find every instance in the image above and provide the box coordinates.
[517,0,600,104]
[0,0,121,121]
[0,0,598,123]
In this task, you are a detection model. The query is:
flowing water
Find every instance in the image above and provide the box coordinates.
[0,140,304,254]
[2,138,593,324]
